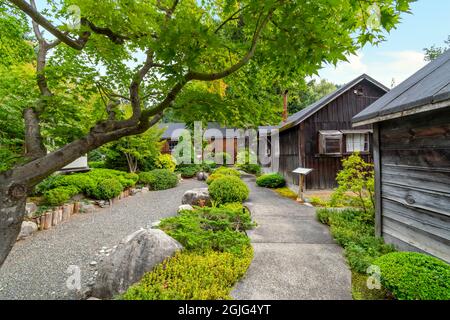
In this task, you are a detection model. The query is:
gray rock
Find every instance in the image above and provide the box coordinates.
[25,203,37,218]
[196,171,209,181]
[130,188,142,196]
[178,204,194,212]
[17,221,38,241]
[91,228,182,299]
[181,188,211,206]
[151,220,161,228]
[90,261,97,267]
[80,203,96,214]
[141,187,149,193]
[96,200,109,208]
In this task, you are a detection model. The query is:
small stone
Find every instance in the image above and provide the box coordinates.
[89,261,97,267]
[141,187,149,193]
[87,297,101,300]
[17,221,38,241]
[178,204,194,213]
[25,203,38,218]
[102,246,107,250]
[151,220,161,228]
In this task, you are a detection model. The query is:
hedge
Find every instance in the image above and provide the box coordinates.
[90,178,123,200]
[373,252,450,300]
[256,173,285,188]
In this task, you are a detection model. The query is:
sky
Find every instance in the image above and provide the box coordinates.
[316,0,450,88]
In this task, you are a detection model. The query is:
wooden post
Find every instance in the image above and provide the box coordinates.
[297,174,305,203]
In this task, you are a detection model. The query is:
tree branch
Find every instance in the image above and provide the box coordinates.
[214,4,249,34]
[188,9,275,81]
[9,0,90,50]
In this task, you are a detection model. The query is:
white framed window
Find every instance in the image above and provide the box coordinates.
[342,130,371,153]
[319,131,343,155]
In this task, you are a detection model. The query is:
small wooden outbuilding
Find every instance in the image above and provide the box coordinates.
[353,50,450,263]
[278,74,388,190]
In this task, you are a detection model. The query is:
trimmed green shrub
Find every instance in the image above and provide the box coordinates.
[374,252,450,300]
[155,154,176,172]
[206,173,224,185]
[139,169,178,190]
[53,174,96,194]
[91,178,123,200]
[238,163,261,175]
[177,164,201,178]
[213,166,240,177]
[88,161,106,168]
[159,206,254,254]
[35,174,63,194]
[208,175,249,204]
[256,173,285,188]
[122,247,253,300]
[44,186,79,206]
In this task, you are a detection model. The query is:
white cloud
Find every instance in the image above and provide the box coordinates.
[315,50,427,88]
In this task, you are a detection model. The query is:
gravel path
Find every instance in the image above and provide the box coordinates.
[232,175,352,300]
[0,179,203,300]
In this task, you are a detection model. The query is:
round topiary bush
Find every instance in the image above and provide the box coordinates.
[373,252,450,300]
[91,178,124,200]
[256,173,285,188]
[208,175,249,204]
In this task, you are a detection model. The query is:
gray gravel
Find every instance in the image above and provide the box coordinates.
[0,179,203,300]
[232,175,352,300]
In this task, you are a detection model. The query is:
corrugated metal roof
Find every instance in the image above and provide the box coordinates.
[353,50,450,125]
[279,74,389,132]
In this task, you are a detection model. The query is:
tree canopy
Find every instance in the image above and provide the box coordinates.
[424,35,450,61]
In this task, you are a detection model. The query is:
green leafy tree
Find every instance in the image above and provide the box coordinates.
[288,79,338,115]
[424,35,450,61]
[104,127,163,173]
[0,0,413,267]
[331,153,375,214]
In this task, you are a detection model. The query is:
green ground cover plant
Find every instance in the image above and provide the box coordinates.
[122,204,254,300]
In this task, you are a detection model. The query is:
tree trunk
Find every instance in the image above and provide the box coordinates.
[0,178,27,268]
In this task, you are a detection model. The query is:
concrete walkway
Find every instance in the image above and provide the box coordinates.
[232,175,352,300]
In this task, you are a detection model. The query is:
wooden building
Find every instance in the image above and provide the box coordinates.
[278,74,388,190]
[159,122,245,162]
[353,50,450,263]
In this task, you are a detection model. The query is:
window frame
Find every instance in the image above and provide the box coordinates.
[341,130,372,154]
[318,130,343,156]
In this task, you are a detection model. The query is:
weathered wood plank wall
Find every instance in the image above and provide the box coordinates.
[379,107,450,263]
[286,79,385,189]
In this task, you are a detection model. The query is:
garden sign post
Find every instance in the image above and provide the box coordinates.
[292,168,313,203]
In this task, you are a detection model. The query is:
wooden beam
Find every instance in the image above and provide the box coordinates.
[373,123,382,236]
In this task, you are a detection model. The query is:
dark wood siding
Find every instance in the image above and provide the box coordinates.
[279,126,300,185]
[279,79,385,189]
[379,107,450,263]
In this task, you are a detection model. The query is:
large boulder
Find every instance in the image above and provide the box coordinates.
[17,221,38,241]
[90,228,182,299]
[181,188,211,206]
